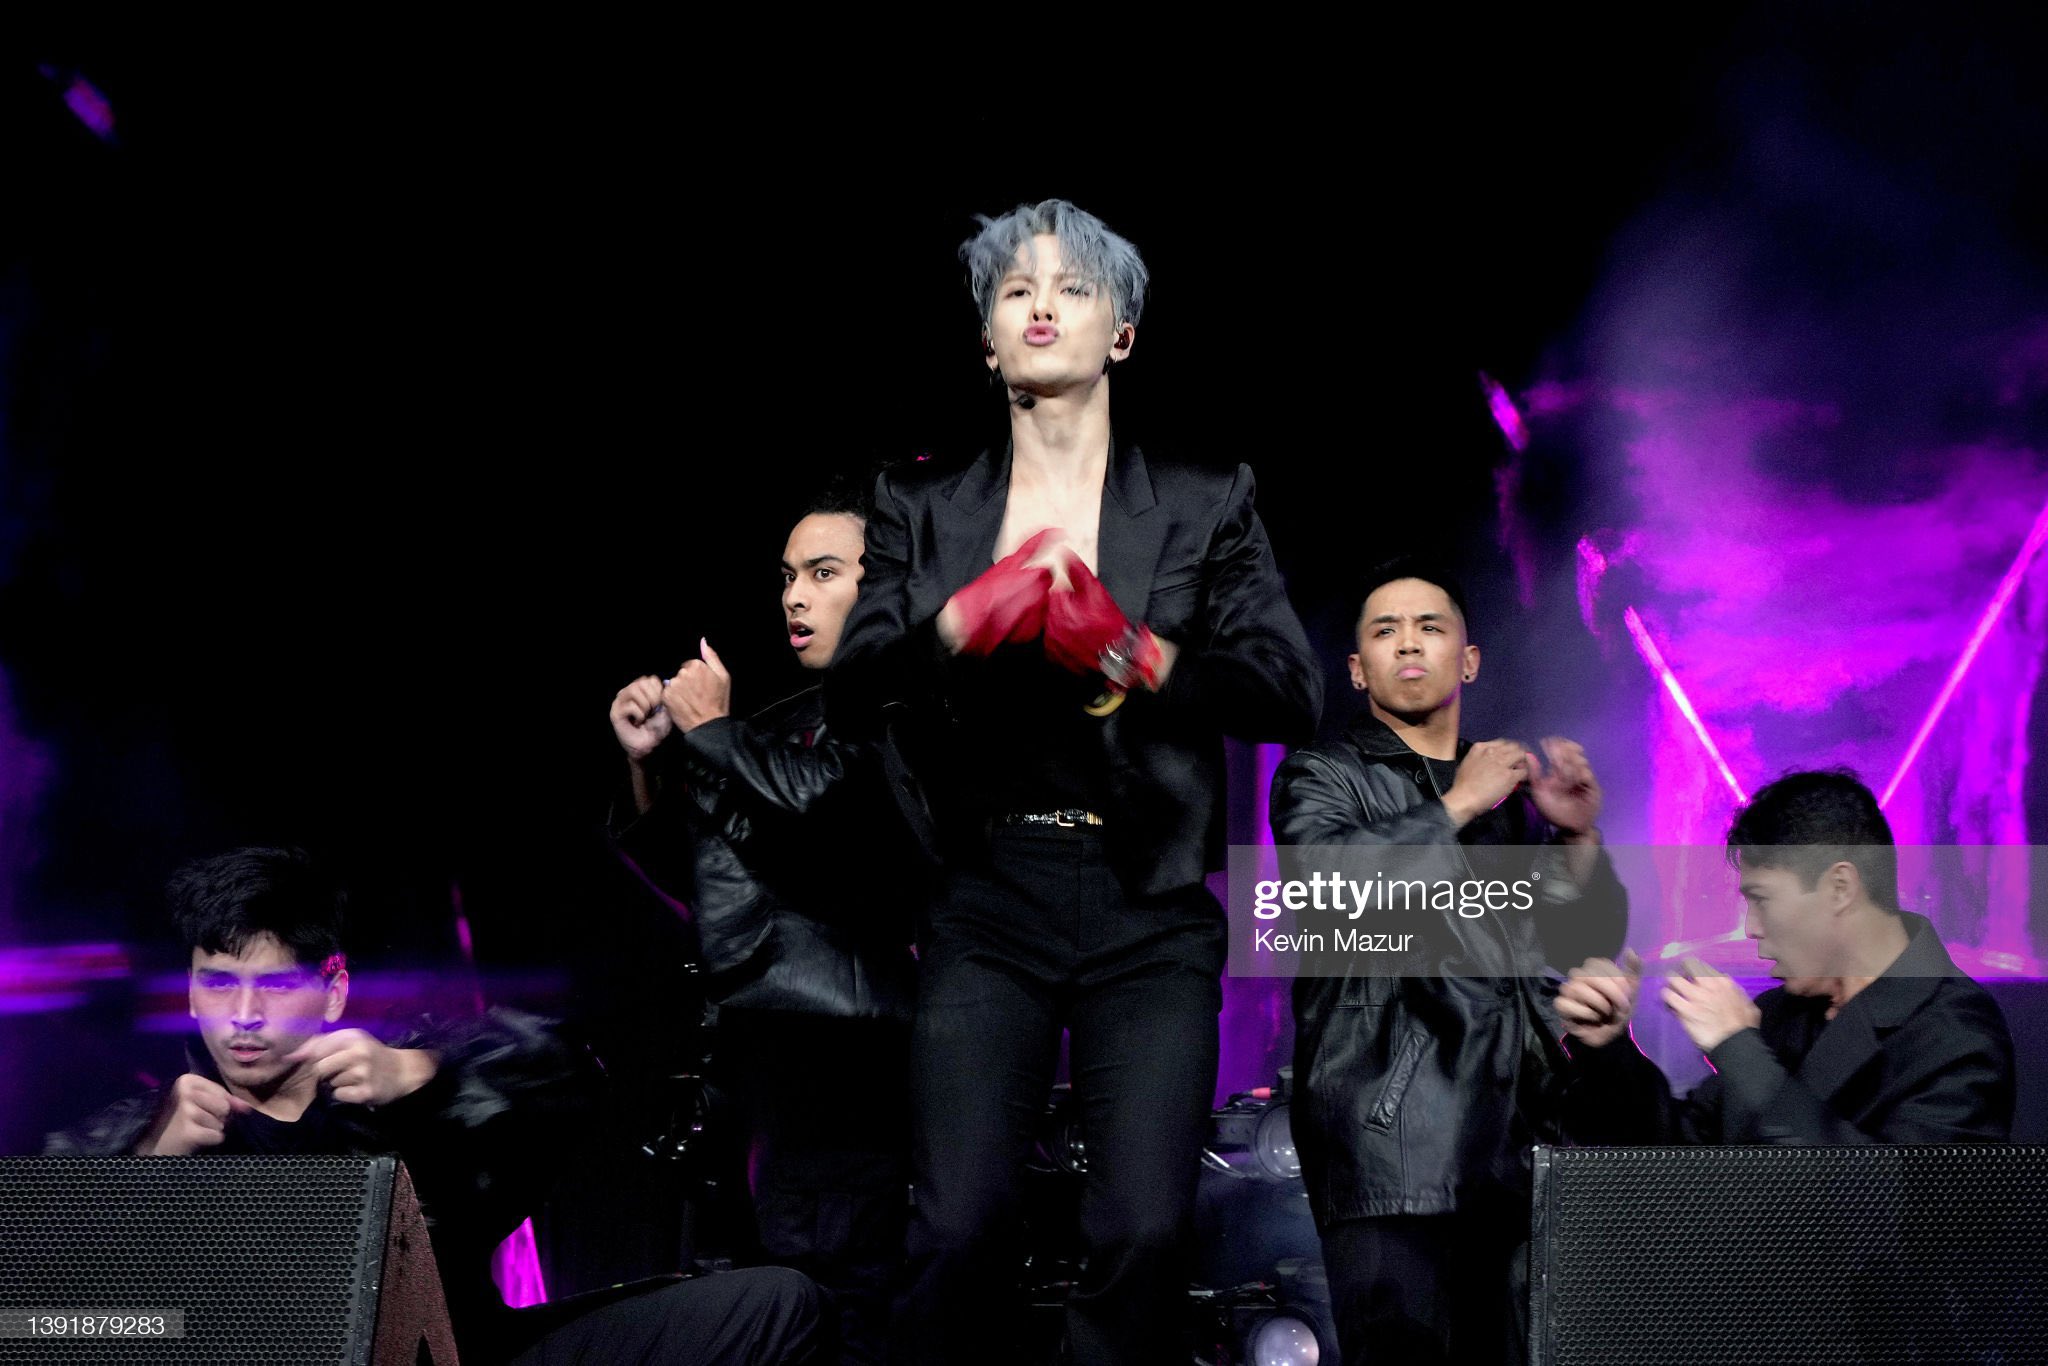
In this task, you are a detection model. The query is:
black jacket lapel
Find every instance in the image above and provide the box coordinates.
[1794,914,1949,1105]
[1096,442,1168,624]
[921,447,1011,619]
[1792,1002,1883,1106]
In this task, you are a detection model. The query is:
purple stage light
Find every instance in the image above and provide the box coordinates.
[492,1218,548,1308]
[449,881,490,1014]
[1479,372,1530,453]
[1879,490,2048,809]
[0,943,130,1015]
[36,65,117,143]
[1575,535,1608,634]
[1621,606,1750,806]
[1484,374,1538,605]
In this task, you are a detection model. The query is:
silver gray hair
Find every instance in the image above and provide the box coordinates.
[960,199,1149,329]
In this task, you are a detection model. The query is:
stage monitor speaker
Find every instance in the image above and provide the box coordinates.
[0,1156,457,1365]
[1530,1143,2048,1365]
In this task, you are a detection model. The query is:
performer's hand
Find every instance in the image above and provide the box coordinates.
[936,529,1060,656]
[1663,957,1762,1053]
[1557,949,1644,1049]
[1440,740,1531,829]
[610,675,673,761]
[136,1073,249,1156]
[286,1030,439,1108]
[662,639,733,733]
[1043,555,1165,693]
[1530,737,1603,839]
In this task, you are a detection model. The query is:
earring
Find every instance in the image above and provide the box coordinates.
[1463,673,1474,682]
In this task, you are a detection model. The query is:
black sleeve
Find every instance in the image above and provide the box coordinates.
[1269,749,1474,965]
[826,470,948,737]
[375,1009,603,1242]
[1531,846,1629,971]
[679,716,857,817]
[1560,1034,1727,1145]
[1152,464,1321,745]
[43,1090,169,1156]
[1271,750,1462,851]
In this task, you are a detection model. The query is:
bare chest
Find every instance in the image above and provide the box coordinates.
[994,484,1102,574]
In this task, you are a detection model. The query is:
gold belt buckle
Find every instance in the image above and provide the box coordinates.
[1054,809,1077,828]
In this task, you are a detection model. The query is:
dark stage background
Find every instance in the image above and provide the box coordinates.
[6,11,2048,1297]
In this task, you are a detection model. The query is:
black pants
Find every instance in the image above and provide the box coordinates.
[505,1267,831,1365]
[1322,1207,1529,1366]
[722,1011,911,1366]
[895,825,1226,1366]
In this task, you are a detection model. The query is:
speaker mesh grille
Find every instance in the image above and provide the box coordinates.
[0,1157,385,1366]
[1535,1145,2048,1365]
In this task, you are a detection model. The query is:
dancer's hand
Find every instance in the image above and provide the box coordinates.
[663,640,733,733]
[1440,740,1531,828]
[1530,738,1602,839]
[286,1030,439,1108]
[610,676,673,761]
[135,1074,250,1155]
[1557,950,1644,1049]
[1664,957,1761,1053]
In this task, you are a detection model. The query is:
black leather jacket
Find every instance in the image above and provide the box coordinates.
[615,685,919,1022]
[829,444,1322,897]
[1273,714,1627,1222]
[45,1009,597,1357]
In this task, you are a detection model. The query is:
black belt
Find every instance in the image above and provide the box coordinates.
[998,808,1105,829]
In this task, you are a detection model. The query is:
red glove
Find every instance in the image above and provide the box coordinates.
[944,528,1058,656]
[1046,557,1162,689]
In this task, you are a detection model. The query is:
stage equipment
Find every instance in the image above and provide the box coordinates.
[0,1155,454,1365]
[1530,1143,2048,1365]
[1019,1072,1334,1361]
[1206,1069,1302,1182]
[1190,1259,1337,1366]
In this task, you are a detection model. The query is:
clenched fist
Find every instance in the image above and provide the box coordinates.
[662,639,733,733]
[136,1073,250,1156]
[610,675,673,761]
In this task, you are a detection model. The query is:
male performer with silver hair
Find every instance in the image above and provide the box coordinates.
[829,199,1321,1365]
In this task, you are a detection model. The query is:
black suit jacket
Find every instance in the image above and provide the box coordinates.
[829,442,1321,897]
[1563,913,2015,1144]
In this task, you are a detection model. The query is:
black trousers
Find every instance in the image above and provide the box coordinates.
[722,1011,911,1366]
[504,1267,831,1365]
[1322,1206,1529,1366]
[894,825,1226,1366]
